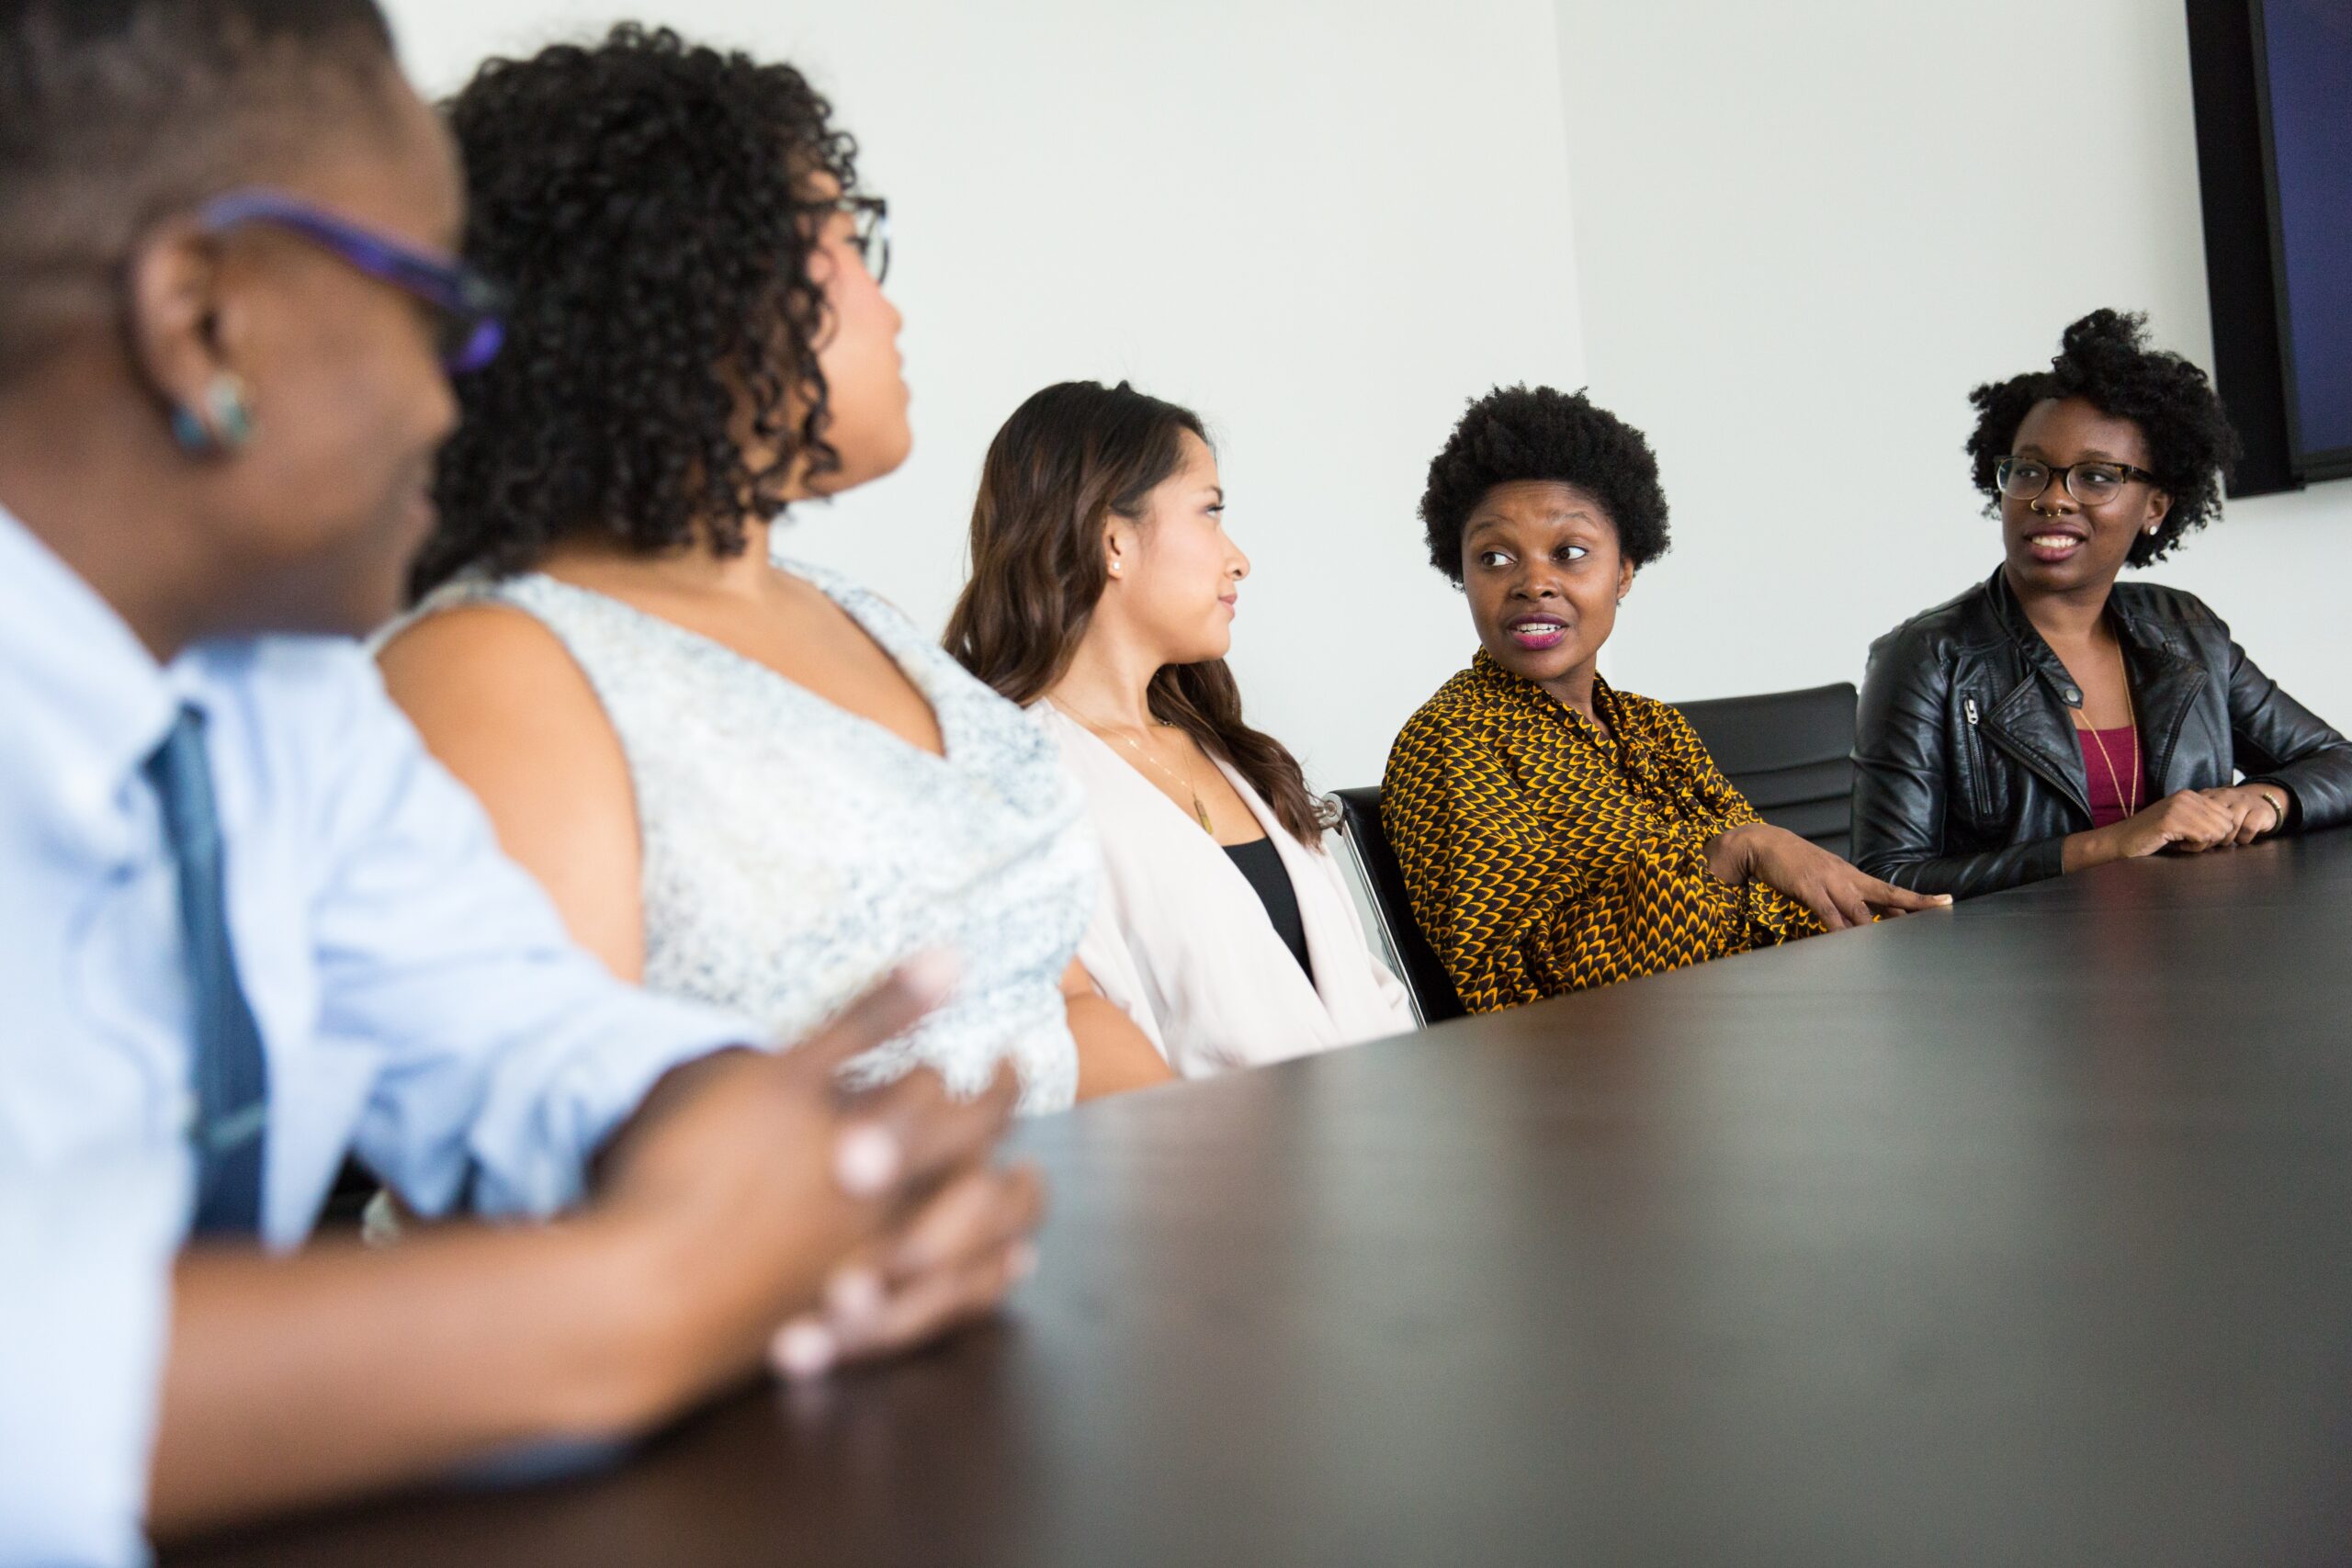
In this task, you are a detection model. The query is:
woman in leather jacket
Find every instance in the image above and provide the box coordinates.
[1854,310,2352,899]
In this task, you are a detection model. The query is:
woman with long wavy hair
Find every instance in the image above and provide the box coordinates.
[947,381,1414,1076]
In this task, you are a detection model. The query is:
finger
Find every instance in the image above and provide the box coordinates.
[2182,801,2239,847]
[827,1238,1038,1371]
[878,1163,1046,1288]
[813,1166,1043,1326]
[1835,891,1874,930]
[1864,879,1951,916]
[2178,793,2237,830]
[781,953,963,1085]
[1801,890,1849,931]
[832,1057,1020,1201]
[768,1226,1040,1382]
[2157,805,2226,852]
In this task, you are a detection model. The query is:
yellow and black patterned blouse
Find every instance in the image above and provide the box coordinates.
[1382,652,1824,1012]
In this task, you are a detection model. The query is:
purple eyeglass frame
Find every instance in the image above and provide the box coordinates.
[198,188,507,374]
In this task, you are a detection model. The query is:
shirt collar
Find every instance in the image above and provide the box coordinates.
[0,503,184,814]
[1469,648,1618,711]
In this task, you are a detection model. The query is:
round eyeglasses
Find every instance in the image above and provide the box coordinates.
[1996,456,2158,508]
[827,195,891,287]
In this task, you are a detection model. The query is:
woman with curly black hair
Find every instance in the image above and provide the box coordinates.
[379,26,1171,1108]
[1382,387,1943,1013]
[1852,309,2352,898]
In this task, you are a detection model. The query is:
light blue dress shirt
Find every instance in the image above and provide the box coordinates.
[0,505,759,1566]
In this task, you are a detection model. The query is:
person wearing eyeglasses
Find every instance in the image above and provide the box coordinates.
[0,5,1042,1562]
[1852,309,2352,899]
[378,28,1170,1112]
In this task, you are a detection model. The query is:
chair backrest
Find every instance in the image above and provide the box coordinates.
[1330,786,1466,1025]
[1671,682,1859,858]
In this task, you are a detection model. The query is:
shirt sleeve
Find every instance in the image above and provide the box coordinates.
[1383,706,1783,1011]
[1648,702,1763,827]
[0,1145,184,1568]
[298,652,759,1222]
[2217,623,2352,833]
[1653,704,1822,943]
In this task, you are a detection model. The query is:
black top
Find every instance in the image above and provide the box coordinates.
[1221,834,1312,982]
[172,831,2352,1568]
[1852,566,2352,898]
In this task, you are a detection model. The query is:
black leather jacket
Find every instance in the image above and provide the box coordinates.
[1853,569,2352,898]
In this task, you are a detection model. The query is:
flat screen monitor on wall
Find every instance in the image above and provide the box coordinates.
[2255,0,2352,482]
[2187,0,2352,492]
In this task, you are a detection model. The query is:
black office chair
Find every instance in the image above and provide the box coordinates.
[1672,682,1859,858]
[1330,786,1465,1025]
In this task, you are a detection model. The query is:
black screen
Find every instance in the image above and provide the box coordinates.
[2260,0,2352,476]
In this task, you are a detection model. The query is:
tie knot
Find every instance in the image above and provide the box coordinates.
[145,704,219,855]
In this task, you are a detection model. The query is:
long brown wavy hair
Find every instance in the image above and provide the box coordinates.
[945,380,1329,843]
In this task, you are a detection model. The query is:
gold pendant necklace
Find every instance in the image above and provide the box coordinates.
[2070,642,2142,818]
[1055,700,1216,834]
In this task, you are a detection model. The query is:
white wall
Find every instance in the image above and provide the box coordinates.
[1554,0,2352,722]
[384,0,1585,790]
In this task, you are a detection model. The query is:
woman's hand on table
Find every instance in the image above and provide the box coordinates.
[1708,822,1952,931]
[2064,789,2252,870]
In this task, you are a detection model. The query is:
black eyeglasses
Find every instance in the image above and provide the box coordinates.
[198,189,506,373]
[1996,456,2159,508]
[824,195,891,286]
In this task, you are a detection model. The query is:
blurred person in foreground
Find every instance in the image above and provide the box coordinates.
[0,4,1039,1562]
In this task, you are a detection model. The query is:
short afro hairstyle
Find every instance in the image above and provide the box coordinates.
[412,24,859,597]
[1419,384,1671,583]
[1963,309,2241,568]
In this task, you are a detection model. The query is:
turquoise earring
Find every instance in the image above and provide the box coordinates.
[170,373,255,455]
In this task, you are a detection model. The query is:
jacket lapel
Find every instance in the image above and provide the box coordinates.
[1982,673,2093,823]
[1981,571,2094,822]
[2111,600,2211,796]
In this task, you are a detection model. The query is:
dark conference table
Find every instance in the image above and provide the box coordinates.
[176,831,2352,1567]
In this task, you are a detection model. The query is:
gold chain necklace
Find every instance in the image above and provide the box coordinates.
[2070,641,2142,818]
[1054,700,1216,834]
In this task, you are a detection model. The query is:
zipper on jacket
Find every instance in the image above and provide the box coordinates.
[1962,698,1992,818]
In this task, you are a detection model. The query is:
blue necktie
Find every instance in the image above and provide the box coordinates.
[145,705,269,1235]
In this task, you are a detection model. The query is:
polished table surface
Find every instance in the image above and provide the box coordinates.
[175,831,2352,1567]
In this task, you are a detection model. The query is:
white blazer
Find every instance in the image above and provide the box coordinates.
[1039,706,1417,1077]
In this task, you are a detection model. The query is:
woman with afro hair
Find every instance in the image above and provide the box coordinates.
[378,26,1172,1109]
[1382,387,1946,1014]
[1852,309,2352,898]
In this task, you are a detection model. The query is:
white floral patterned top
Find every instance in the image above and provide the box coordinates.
[409,561,1096,1112]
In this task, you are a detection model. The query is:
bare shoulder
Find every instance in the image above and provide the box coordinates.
[378,604,608,743]
[376,602,644,972]
[375,603,632,825]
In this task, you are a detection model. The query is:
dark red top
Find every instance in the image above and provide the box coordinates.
[2076,726,2144,828]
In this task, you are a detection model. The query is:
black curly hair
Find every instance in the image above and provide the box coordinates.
[1419,384,1671,583]
[1964,309,2241,568]
[412,24,859,597]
